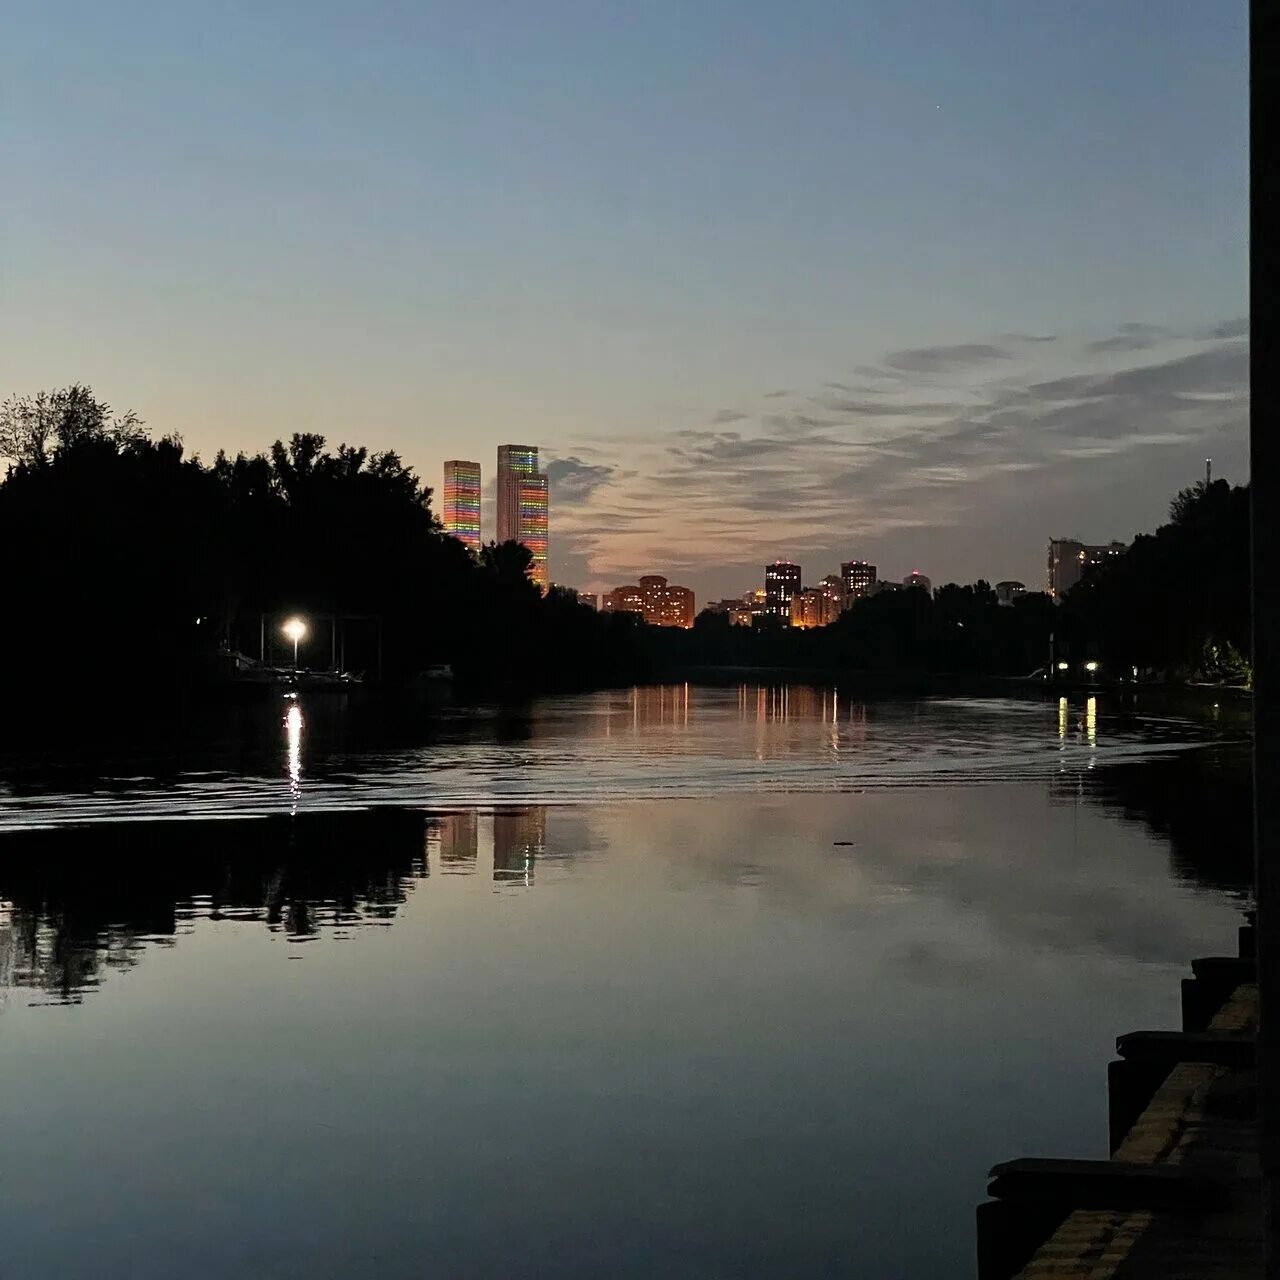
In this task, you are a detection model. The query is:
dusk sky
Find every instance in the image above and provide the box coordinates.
[4,1,1247,599]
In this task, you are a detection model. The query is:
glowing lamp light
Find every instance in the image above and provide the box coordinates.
[1056,661,1069,671]
[281,616,308,668]
[1084,660,1100,673]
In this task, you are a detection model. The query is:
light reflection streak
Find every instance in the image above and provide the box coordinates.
[285,702,304,808]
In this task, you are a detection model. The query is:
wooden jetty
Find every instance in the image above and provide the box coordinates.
[976,919,1261,1278]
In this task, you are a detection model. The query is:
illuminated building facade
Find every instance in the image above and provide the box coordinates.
[519,472,549,593]
[604,576,695,627]
[602,585,644,616]
[1047,539,1126,601]
[496,444,550,593]
[662,585,695,629]
[995,580,1027,606]
[764,561,802,623]
[789,579,844,629]
[841,560,877,601]
[903,570,932,593]
[818,575,846,622]
[441,459,482,553]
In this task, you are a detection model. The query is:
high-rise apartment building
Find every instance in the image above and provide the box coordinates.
[790,579,845,629]
[639,575,669,624]
[662,585,695,629]
[603,575,695,627]
[441,460,482,553]
[903,571,932,593]
[496,444,550,593]
[1047,539,1126,602]
[764,562,802,623]
[841,560,877,601]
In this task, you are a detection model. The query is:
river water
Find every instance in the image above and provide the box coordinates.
[0,685,1252,1278]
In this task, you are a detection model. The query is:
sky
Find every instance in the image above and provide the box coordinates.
[2,1,1247,600]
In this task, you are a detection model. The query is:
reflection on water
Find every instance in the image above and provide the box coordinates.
[284,699,303,808]
[0,807,555,1005]
[0,738,1250,1011]
[0,686,1229,828]
[0,690,1252,1280]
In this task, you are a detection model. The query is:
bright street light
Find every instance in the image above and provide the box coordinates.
[1056,661,1069,671]
[1084,660,1100,673]
[282,616,307,669]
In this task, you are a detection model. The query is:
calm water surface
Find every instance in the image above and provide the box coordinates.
[0,686,1252,1278]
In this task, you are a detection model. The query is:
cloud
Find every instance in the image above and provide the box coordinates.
[545,456,615,505]
[880,342,1012,374]
[549,320,1248,596]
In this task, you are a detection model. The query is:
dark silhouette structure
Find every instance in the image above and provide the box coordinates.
[1252,1,1279,1267]
[0,395,640,708]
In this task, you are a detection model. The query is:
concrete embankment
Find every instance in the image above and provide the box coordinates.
[977,921,1261,1279]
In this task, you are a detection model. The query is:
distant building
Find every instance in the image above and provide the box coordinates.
[639,575,669,624]
[704,595,757,626]
[602,585,644,616]
[662,585,696,629]
[764,562,802,623]
[820,574,846,616]
[869,580,902,596]
[497,444,549,592]
[442,460,482,553]
[604,576,695,627]
[995,580,1027,607]
[790,581,844,629]
[706,597,744,614]
[841,560,877,601]
[1047,539,1126,602]
[577,593,598,611]
[903,571,932,593]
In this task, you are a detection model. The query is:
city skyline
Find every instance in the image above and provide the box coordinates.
[4,3,1246,601]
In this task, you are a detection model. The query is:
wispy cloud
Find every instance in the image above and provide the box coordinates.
[879,342,1013,374]
[550,319,1249,596]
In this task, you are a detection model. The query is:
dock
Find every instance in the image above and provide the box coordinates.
[977,919,1261,1278]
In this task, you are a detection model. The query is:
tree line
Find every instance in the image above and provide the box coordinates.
[0,386,641,707]
[0,386,1248,704]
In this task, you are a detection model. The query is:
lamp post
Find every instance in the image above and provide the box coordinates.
[282,617,307,671]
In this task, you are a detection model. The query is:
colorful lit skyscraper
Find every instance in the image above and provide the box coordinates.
[442,460,482,553]
[497,444,549,592]
[497,445,539,542]
[520,472,549,592]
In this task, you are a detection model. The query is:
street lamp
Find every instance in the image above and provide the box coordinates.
[282,616,307,670]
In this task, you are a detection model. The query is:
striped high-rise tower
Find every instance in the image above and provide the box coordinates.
[442,459,482,553]
[496,444,549,592]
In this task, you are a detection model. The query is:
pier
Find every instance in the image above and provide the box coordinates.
[977,920,1261,1278]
